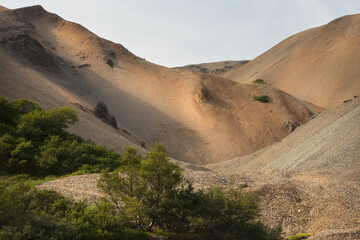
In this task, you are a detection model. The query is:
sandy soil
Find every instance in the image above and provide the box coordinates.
[175,60,250,76]
[2,5,360,239]
[208,97,360,172]
[225,14,360,108]
[0,5,321,165]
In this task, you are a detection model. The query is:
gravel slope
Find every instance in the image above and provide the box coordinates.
[39,168,360,239]
[208,97,360,172]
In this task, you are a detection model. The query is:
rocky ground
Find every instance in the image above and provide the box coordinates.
[39,168,360,239]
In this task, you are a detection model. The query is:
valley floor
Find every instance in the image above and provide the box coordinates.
[39,168,360,239]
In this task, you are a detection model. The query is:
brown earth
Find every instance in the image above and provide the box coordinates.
[175,60,249,76]
[2,5,360,239]
[225,14,360,108]
[208,96,360,172]
[37,94,360,238]
[39,168,360,239]
[0,5,321,165]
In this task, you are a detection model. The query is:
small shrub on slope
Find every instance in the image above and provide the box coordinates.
[253,79,267,84]
[289,233,313,240]
[253,95,269,103]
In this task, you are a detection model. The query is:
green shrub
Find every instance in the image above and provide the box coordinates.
[289,232,313,240]
[97,145,283,240]
[253,95,269,103]
[0,96,121,176]
[253,79,266,84]
[0,179,147,240]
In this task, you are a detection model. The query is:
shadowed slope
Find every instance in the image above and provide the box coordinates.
[226,14,360,108]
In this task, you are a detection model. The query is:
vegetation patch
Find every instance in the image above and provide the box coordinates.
[97,144,283,239]
[0,178,147,240]
[0,96,121,176]
[289,233,313,240]
[0,95,283,240]
[253,95,269,103]
[253,79,267,84]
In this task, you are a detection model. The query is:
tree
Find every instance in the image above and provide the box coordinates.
[0,134,16,172]
[97,146,147,229]
[140,144,183,231]
[97,144,283,239]
[97,144,183,231]
[8,138,37,174]
[11,98,43,116]
[16,106,78,141]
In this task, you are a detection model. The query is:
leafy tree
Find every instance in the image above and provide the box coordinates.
[97,147,146,229]
[0,181,32,227]
[16,107,77,141]
[8,138,37,174]
[98,144,283,239]
[0,97,17,135]
[0,134,16,172]
[140,144,183,231]
[11,98,43,116]
[156,181,205,232]
[119,146,142,197]
[97,144,183,231]
[36,135,75,175]
[0,179,146,240]
[0,96,121,176]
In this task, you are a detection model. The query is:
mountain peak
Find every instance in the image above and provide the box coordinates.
[12,5,48,19]
[0,6,9,12]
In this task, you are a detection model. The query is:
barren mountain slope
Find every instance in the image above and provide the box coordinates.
[226,14,360,108]
[176,60,249,76]
[0,5,321,164]
[208,96,360,172]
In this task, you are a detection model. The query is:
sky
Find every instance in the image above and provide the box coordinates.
[1,0,359,67]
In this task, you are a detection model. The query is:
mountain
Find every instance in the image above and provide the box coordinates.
[175,60,249,76]
[0,5,321,165]
[207,96,360,172]
[2,5,359,238]
[224,14,360,108]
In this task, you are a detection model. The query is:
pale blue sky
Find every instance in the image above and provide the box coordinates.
[1,0,359,67]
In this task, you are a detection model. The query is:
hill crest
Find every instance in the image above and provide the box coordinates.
[225,14,360,108]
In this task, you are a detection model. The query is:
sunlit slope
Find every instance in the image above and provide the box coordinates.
[208,96,360,171]
[226,14,360,108]
[0,5,321,164]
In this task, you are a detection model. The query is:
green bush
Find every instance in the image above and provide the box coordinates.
[0,96,283,239]
[97,144,283,240]
[289,233,313,240]
[253,95,269,103]
[253,79,267,84]
[0,96,121,176]
[0,179,147,240]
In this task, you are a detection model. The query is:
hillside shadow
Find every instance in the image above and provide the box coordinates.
[40,63,208,165]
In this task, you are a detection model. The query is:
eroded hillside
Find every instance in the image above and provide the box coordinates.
[225,14,360,108]
[0,5,321,164]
